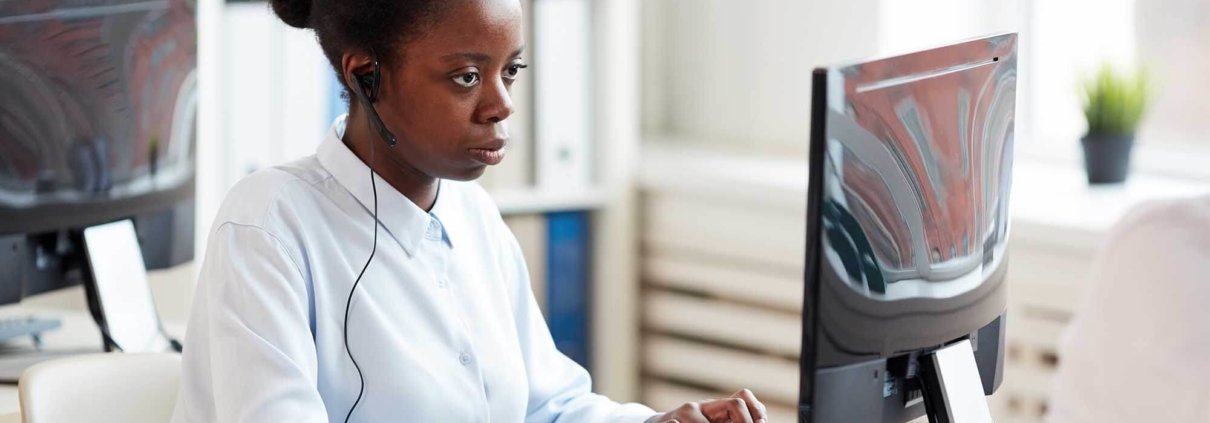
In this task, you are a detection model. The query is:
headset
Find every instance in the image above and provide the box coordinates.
[342,51,395,423]
[349,55,397,146]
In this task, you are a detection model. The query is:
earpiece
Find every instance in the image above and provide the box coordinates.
[343,49,391,423]
[349,53,397,147]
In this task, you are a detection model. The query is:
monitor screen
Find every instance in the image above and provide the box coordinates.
[0,0,197,235]
[800,33,1016,422]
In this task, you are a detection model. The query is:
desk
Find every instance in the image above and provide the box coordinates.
[0,263,192,421]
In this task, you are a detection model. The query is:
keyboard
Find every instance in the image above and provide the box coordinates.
[0,317,62,346]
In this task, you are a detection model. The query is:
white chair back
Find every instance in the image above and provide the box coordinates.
[18,353,181,423]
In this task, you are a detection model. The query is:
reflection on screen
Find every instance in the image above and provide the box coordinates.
[820,36,1016,301]
[0,0,197,210]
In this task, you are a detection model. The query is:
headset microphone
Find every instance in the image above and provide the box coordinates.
[349,54,397,147]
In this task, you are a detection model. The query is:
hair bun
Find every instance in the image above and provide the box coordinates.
[269,0,312,29]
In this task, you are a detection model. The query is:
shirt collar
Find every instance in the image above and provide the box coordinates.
[428,182,460,249]
[316,115,454,255]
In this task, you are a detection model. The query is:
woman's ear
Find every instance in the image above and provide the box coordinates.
[340,52,378,94]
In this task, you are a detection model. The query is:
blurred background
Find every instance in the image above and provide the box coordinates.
[1,0,1208,422]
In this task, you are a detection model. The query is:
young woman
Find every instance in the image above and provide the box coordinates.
[171,0,768,422]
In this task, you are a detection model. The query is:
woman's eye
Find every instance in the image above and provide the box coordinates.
[503,64,529,80]
[452,72,480,87]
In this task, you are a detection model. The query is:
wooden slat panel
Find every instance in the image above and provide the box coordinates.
[643,194,805,272]
[1007,239,1094,278]
[989,389,1051,423]
[1009,277,1084,319]
[1001,364,1055,402]
[644,254,803,312]
[644,379,798,423]
[638,181,1086,423]
[1005,309,1067,375]
[643,335,799,405]
[1006,309,1067,350]
[1007,242,1094,315]
[645,290,801,357]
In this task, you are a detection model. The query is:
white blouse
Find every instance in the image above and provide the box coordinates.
[172,116,657,423]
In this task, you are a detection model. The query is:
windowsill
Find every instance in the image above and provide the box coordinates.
[1010,159,1210,251]
[1020,133,1210,183]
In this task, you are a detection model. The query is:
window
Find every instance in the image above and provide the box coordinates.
[642,0,1210,180]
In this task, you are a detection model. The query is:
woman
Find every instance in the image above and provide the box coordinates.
[171,0,769,422]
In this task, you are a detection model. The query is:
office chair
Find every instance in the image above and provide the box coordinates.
[18,353,180,423]
[1047,196,1210,422]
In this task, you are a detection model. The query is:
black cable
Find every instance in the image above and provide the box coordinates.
[98,326,182,353]
[161,328,183,352]
[98,324,124,353]
[343,129,378,423]
[88,298,182,353]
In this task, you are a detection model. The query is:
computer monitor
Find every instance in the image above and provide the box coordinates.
[799,33,1016,422]
[0,0,197,304]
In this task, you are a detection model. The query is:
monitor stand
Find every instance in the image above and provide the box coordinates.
[918,339,994,423]
[80,220,179,353]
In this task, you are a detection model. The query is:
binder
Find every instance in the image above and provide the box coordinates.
[533,0,593,188]
[546,211,591,368]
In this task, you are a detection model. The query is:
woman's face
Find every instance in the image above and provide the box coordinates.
[371,0,525,182]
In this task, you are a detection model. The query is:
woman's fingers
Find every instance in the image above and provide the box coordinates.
[701,397,755,423]
[672,402,711,423]
[731,389,768,422]
[655,388,768,423]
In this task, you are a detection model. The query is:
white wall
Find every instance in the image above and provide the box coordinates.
[878,0,1022,55]
[641,0,1022,156]
[642,0,881,156]
[1134,0,1210,147]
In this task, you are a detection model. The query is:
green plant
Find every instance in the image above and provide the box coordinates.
[149,134,160,154]
[1081,63,1151,136]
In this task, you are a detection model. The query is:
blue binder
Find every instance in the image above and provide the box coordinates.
[546,211,590,369]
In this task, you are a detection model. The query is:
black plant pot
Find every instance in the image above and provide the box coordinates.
[1081,133,1134,184]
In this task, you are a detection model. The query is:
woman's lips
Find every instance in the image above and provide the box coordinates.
[469,145,506,165]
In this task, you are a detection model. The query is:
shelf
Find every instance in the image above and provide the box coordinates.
[639,140,809,209]
[489,187,608,216]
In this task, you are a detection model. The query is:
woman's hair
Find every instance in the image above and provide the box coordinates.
[269,0,452,93]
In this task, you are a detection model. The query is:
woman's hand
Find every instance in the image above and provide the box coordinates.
[647,389,769,423]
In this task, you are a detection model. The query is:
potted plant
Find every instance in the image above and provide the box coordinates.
[1080,63,1151,184]
[148,134,160,177]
